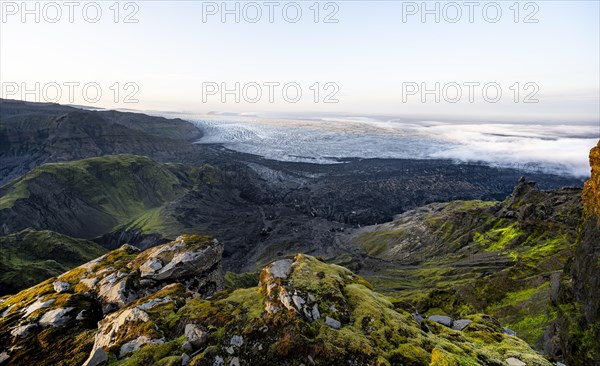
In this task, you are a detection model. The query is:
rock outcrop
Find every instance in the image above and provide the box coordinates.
[1,240,553,366]
[0,234,223,366]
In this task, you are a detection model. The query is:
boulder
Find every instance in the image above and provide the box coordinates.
[505,357,526,366]
[119,336,163,358]
[452,319,473,331]
[428,315,453,328]
[267,259,293,279]
[10,324,37,338]
[38,307,74,327]
[92,307,150,352]
[96,272,133,309]
[146,243,222,281]
[81,347,108,366]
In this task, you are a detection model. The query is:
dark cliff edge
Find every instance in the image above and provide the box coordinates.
[554,140,600,365]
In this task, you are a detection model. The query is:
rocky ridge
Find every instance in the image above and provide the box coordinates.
[0,235,223,366]
[0,235,554,366]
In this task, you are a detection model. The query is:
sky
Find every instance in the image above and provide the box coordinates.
[1,0,599,122]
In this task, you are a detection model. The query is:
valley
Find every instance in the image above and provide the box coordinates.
[0,99,598,365]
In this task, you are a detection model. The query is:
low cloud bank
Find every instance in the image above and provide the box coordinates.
[187,115,598,178]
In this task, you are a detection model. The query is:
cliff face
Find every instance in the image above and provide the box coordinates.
[557,140,600,365]
[582,141,600,220]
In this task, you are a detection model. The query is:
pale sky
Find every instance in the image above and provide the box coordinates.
[1,0,599,122]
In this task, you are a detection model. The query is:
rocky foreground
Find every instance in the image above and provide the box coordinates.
[0,235,554,366]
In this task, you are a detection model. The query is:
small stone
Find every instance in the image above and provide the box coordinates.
[226,346,234,355]
[325,316,341,329]
[230,335,243,347]
[505,357,526,366]
[452,319,472,331]
[427,315,453,327]
[229,357,240,366]
[185,324,208,349]
[119,336,162,358]
[53,281,70,293]
[213,356,224,366]
[292,295,305,310]
[10,324,37,338]
[311,304,320,320]
[82,347,108,366]
[503,327,517,336]
[181,353,190,366]
[1,305,14,317]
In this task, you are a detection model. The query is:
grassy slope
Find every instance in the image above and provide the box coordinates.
[0,228,107,295]
[350,186,582,349]
[0,155,217,239]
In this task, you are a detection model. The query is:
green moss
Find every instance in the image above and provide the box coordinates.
[494,282,550,308]
[475,222,521,252]
[356,229,406,257]
[521,234,568,262]
[112,340,181,366]
[92,247,137,273]
[224,271,260,289]
[123,206,183,238]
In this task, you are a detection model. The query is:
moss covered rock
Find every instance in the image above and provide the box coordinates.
[0,235,223,366]
[0,236,551,366]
